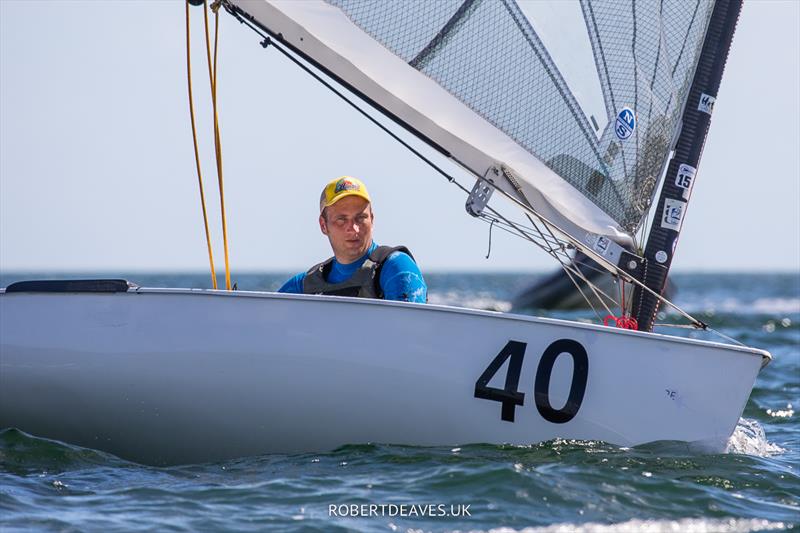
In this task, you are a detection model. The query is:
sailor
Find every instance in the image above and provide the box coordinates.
[278,176,427,302]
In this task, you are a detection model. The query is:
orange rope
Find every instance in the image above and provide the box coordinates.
[204,0,232,291]
[185,0,217,289]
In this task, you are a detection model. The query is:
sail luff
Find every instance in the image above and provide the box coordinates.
[632,0,743,331]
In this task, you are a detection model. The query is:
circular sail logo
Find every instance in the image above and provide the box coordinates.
[615,107,636,140]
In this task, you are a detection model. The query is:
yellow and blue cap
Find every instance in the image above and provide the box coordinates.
[319,176,371,214]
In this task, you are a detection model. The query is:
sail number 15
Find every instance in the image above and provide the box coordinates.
[474,339,589,424]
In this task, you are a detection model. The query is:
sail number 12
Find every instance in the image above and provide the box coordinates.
[474,339,589,424]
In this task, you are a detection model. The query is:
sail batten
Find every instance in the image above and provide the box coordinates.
[408,0,478,70]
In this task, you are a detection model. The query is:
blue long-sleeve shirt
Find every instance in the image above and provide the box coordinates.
[278,242,427,303]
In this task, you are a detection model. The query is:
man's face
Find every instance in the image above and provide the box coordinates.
[319,196,374,264]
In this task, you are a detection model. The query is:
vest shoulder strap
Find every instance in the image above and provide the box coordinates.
[369,245,413,298]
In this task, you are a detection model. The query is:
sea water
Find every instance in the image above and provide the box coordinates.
[0,272,797,532]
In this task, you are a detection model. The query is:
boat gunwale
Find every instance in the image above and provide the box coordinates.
[0,285,771,362]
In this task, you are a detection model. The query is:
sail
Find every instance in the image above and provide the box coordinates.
[228,0,714,247]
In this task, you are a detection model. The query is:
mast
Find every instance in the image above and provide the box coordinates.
[632,0,742,332]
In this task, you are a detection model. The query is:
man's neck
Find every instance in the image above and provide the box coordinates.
[333,242,376,266]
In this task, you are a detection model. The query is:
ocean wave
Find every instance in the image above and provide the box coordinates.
[725,419,786,456]
[0,428,125,474]
[478,517,792,532]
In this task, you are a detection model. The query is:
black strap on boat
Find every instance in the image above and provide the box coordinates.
[5,279,134,293]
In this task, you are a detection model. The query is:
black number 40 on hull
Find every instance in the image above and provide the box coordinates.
[474,339,589,423]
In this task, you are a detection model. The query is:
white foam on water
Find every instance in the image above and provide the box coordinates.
[466,517,792,532]
[428,291,512,312]
[766,403,794,419]
[750,298,800,315]
[725,418,786,456]
[676,297,800,316]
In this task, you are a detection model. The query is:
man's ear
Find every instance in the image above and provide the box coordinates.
[319,214,328,236]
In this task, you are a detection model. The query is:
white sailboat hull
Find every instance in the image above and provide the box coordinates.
[0,289,769,465]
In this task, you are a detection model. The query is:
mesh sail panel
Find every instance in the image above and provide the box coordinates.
[582,0,715,231]
[325,0,713,233]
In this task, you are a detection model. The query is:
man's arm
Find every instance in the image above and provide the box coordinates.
[379,252,427,303]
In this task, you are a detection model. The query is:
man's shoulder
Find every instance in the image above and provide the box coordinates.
[278,272,306,294]
[377,246,426,302]
[370,245,413,264]
[385,249,416,266]
[380,247,422,278]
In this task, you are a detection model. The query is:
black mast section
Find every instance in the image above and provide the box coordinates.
[632,0,742,332]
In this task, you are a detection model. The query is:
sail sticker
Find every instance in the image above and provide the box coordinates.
[655,250,668,264]
[661,198,687,231]
[584,233,624,262]
[614,107,636,140]
[698,93,716,115]
[593,236,611,256]
[675,164,696,200]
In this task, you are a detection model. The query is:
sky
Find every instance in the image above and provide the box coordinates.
[1,0,798,274]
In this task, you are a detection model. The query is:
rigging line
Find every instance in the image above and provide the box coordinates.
[486,180,706,329]
[495,194,639,316]
[559,255,606,321]
[485,218,495,259]
[525,212,616,317]
[550,245,615,318]
[482,213,562,248]
[489,210,611,292]
[532,226,608,320]
[706,327,746,347]
[483,218,561,257]
[652,323,745,347]
[502,169,622,306]
[480,212,620,323]
[225,5,472,198]
[204,0,232,290]
[482,213,614,319]
[185,0,218,290]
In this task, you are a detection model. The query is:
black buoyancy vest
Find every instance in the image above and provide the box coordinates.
[302,245,414,299]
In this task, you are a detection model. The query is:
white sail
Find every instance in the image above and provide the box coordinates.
[228,0,714,247]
